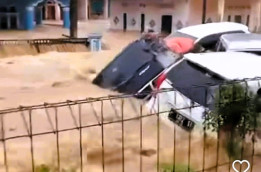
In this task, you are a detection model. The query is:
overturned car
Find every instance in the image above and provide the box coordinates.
[93,22,250,98]
[93,38,178,96]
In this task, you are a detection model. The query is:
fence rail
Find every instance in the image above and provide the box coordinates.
[0,38,89,45]
[0,81,261,172]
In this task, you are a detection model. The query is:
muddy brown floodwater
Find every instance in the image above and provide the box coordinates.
[0,30,260,172]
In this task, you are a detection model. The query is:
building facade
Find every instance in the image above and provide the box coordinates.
[1,0,261,32]
[109,0,261,33]
[0,0,109,30]
[0,0,71,30]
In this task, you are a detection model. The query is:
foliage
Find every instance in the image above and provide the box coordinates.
[160,163,195,172]
[204,83,259,136]
[204,83,261,159]
[36,164,50,172]
[35,164,76,172]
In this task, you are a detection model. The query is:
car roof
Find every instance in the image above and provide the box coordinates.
[220,33,261,51]
[178,22,249,40]
[184,52,261,80]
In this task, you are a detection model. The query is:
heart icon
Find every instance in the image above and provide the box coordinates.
[232,160,250,172]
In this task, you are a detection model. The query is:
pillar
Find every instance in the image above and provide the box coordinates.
[63,7,70,29]
[70,0,78,38]
[78,0,88,20]
[104,0,108,19]
[7,14,11,29]
[218,0,225,22]
[202,0,207,23]
[55,3,61,20]
[36,7,43,25]
[250,0,261,32]
[24,6,34,30]
[108,0,111,17]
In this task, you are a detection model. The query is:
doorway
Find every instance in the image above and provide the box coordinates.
[0,16,8,29]
[42,6,46,19]
[234,15,242,23]
[161,15,172,34]
[123,13,127,31]
[47,5,55,20]
[141,13,145,33]
[10,16,17,29]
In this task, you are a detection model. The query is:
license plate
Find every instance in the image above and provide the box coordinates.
[168,109,195,131]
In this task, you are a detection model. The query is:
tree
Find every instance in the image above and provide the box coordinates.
[204,83,260,159]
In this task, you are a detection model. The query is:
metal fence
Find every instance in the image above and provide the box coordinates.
[0,38,89,45]
[0,80,261,172]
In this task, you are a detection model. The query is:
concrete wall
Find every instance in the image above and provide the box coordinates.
[109,0,261,33]
[188,0,219,25]
[249,0,261,32]
[109,0,220,32]
[110,0,190,33]
[223,0,251,25]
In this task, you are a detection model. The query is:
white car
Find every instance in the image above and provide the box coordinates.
[147,52,261,131]
[166,22,250,51]
[216,33,261,54]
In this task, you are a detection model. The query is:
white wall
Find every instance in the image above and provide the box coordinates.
[78,0,88,20]
[222,0,251,25]
[249,0,261,32]
[109,0,261,33]
[110,0,191,33]
[188,0,219,25]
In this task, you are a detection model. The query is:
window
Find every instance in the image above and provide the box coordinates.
[216,41,226,52]
[9,6,17,13]
[0,7,7,12]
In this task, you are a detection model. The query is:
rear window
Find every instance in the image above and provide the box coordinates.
[167,60,225,107]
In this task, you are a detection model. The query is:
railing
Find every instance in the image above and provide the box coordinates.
[0,38,89,45]
[0,80,260,172]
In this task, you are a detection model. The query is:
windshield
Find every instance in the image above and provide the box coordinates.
[166,60,225,108]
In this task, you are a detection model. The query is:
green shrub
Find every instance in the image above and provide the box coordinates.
[160,163,195,172]
[204,83,260,159]
[35,164,50,172]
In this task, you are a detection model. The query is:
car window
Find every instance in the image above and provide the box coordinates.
[197,30,245,50]
[166,60,225,107]
[216,40,226,52]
